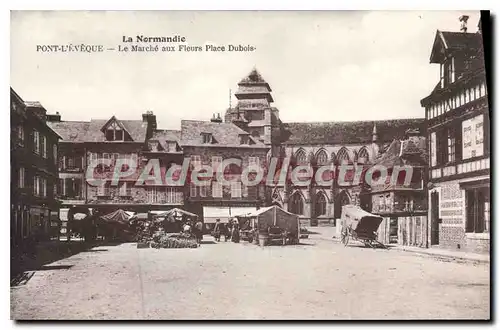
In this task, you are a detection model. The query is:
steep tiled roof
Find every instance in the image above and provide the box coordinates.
[281,119,425,145]
[440,31,483,51]
[150,129,181,151]
[180,120,266,148]
[48,118,148,143]
[375,136,427,167]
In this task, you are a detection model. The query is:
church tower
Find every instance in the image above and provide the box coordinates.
[225,68,278,146]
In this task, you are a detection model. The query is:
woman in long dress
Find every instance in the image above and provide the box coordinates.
[231,220,240,243]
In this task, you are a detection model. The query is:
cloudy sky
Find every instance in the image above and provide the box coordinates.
[11,10,481,129]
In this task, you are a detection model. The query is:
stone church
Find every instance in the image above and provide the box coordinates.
[225,68,425,225]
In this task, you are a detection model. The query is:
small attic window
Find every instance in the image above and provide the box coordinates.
[239,134,249,145]
[201,133,213,144]
[106,122,124,141]
[167,141,177,152]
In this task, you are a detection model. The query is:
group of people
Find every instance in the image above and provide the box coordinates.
[213,218,240,243]
[182,220,204,246]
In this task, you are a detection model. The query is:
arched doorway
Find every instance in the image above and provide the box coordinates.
[334,191,351,222]
[288,192,304,216]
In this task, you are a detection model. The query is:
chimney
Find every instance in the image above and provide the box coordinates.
[459,15,469,33]
[46,111,61,122]
[142,110,157,130]
[211,113,222,123]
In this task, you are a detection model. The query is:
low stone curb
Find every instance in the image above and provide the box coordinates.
[391,246,490,265]
[310,235,489,264]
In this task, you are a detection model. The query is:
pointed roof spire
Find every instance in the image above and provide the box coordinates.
[235,67,274,102]
[372,122,378,142]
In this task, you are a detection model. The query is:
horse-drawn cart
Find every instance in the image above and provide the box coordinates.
[340,205,388,249]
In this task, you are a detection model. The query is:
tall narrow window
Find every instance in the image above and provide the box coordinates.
[17,126,24,146]
[33,130,40,154]
[231,182,241,198]
[199,183,209,198]
[41,136,47,158]
[358,148,369,164]
[447,129,456,163]
[315,193,327,216]
[191,155,201,169]
[316,150,328,165]
[18,167,25,188]
[430,132,437,167]
[449,57,455,83]
[190,184,197,198]
[212,181,222,198]
[337,148,350,165]
[289,193,304,215]
[212,156,222,172]
[295,150,307,165]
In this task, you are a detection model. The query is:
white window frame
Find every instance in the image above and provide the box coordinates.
[97,184,107,196]
[17,125,24,146]
[33,130,40,154]
[33,176,40,196]
[119,182,131,197]
[167,142,177,152]
[41,136,47,158]
[42,178,47,197]
[248,156,260,167]
[18,167,25,188]
[191,155,201,169]
[199,183,209,198]
[212,156,222,172]
[231,182,242,198]
[212,181,222,198]
[190,184,197,198]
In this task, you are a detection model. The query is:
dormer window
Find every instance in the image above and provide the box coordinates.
[106,122,124,141]
[440,57,455,88]
[201,133,213,144]
[167,141,177,152]
[148,141,159,152]
[239,134,249,145]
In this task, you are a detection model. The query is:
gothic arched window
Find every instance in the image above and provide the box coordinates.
[295,149,307,165]
[289,193,304,215]
[316,150,328,166]
[315,193,327,217]
[337,148,350,164]
[358,147,370,164]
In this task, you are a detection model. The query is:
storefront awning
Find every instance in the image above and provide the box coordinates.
[203,207,258,223]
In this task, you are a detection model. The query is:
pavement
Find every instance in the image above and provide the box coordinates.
[11,235,490,320]
[306,226,490,264]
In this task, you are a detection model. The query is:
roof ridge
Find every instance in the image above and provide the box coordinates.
[285,118,425,125]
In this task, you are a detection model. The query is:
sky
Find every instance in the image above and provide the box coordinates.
[10,10,481,129]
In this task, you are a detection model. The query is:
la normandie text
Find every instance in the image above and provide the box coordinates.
[122,35,186,43]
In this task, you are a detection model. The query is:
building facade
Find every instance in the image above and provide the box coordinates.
[11,88,61,247]
[369,129,428,246]
[47,111,168,233]
[420,17,490,253]
[180,118,268,229]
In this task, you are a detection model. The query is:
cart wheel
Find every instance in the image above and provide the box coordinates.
[341,228,349,246]
[248,236,253,243]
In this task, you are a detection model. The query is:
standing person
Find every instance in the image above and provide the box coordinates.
[213,219,222,242]
[194,220,204,246]
[183,222,192,236]
[231,218,240,243]
[224,222,231,242]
